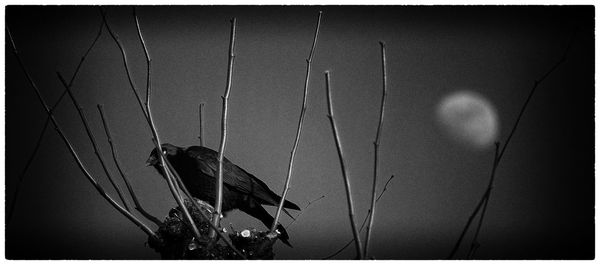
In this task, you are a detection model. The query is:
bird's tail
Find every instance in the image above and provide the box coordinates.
[274,223,292,247]
[282,199,301,211]
[268,192,301,211]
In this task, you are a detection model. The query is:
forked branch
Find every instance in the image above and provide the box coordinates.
[324,175,395,259]
[467,143,500,258]
[325,71,364,259]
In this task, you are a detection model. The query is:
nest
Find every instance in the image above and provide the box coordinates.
[147,199,277,259]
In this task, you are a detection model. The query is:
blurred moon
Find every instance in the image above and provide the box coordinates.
[437,90,499,148]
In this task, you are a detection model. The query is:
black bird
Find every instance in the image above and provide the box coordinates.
[146,143,300,246]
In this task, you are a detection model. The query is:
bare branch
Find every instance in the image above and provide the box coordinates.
[364,40,389,258]
[272,10,323,235]
[448,31,576,259]
[97,104,163,226]
[287,194,326,229]
[211,17,237,240]
[7,19,103,224]
[6,25,157,240]
[325,71,364,259]
[57,72,131,212]
[497,30,576,162]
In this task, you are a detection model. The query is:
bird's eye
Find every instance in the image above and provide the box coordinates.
[162,150,167,155]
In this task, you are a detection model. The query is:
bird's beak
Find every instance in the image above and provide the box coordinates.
[146,156,157,167]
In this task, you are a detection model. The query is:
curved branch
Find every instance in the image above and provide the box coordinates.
[448,30,576,259]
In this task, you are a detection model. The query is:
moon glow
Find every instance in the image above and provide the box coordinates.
[437,90,499,148]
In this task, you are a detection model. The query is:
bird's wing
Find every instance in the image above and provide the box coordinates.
[185,146,280,205]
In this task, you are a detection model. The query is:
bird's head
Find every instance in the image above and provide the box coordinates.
[146,143,180,167]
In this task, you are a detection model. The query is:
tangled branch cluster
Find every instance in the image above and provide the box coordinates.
[149,199,276,259]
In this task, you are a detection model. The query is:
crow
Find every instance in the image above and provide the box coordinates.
[146,143,300,247]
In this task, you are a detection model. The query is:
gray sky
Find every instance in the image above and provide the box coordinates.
[5,6,593,259]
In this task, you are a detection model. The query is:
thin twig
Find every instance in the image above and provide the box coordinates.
[6,25,157,240]
[364,40,388,258]
[211,17,237,240]
[57,72,131,212]
[325,71,364,259]
[97,104,163,226]
[272,10,323,235]
[323,175,395,259]
[447,31,576,259]
[377,175,395,203]
[287,194,326,229]
[198,102,206,146]
[7,19,103,224]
